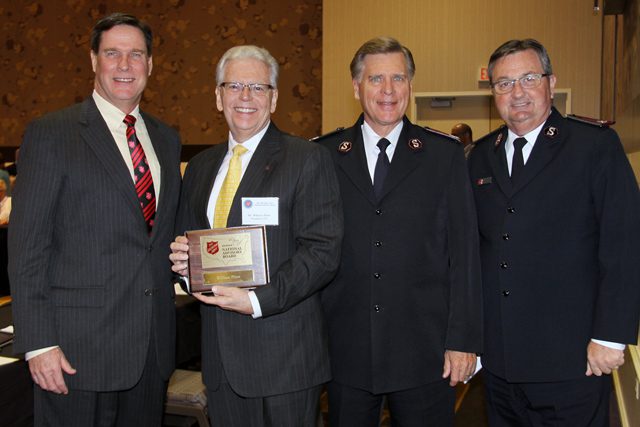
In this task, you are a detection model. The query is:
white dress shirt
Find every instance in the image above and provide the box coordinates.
[361,120,403,182]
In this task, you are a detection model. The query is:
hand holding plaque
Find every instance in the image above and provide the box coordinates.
[186,225,269,293]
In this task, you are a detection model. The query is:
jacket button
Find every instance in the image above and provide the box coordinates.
[373,273,381,279]
[507,207,516,213]
[500,262,508,269]
[375,209,382,215]
[373,305,381,312]
[374,241,382,247]
[144,288,153,296]
[502,290,510,297]
[502,233,510,240]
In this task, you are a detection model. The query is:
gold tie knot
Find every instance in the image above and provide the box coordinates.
[213,144,249,228]
[233,144,248,156]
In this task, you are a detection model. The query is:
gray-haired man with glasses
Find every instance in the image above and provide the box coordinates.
[169,45,343,426]
[468,38,640,426]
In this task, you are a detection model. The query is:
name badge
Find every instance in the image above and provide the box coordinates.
[242,197,279,226]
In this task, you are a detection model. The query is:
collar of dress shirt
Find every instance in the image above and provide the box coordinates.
[226,121,270,156]
[92,90,141,131]
[506,120,546,165]
[361,119,403,162]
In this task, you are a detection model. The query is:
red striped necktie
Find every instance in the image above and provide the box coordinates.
[123,114,156,233]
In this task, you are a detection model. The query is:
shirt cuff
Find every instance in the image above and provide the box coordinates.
[25,346,58,361]
[248,291,262,319]
[591,339,625,351]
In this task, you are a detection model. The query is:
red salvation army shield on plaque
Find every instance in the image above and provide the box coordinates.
[207,241,219,255]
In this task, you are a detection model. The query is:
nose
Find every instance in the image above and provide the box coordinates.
[382,78,394,95]
[511,80,525,97]
[239,85,252,100]
[117,55,130,71]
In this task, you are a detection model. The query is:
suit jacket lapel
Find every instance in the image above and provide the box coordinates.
[335,116,377,206]
[227,123,283,226]
[512,108,565,194]
[143,112,173,239]
[378,117,421,201]
[487,126,513,197]
[196,143,227,229]
[79,98,145,229]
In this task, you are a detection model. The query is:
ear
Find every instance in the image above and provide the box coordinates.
[147,55,153,76]
[549,74,557,99]
[270,89,278,113]
[90,50,97,73]
[352,79,361,100]
[215,86,223,112]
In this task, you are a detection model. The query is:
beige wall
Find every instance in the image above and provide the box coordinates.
[323,0,603,134]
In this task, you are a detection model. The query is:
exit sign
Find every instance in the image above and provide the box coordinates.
[479,67,489,82]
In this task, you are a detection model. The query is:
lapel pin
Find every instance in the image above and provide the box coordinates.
[495,133,503,147]
[408,139,423,151]
[338,141,352,153]
[476,177,493,186]
[544,126,558,138]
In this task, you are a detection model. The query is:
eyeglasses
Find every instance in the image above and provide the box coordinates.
[219,82,274,96]
[491,73,550,94]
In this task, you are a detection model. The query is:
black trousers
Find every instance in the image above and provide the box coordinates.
[483,369,611,427]
[327,379,455,427]
[207,382,322,427]
[33,343,167,427]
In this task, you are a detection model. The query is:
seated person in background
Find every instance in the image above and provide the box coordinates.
[0,180,11,225]
[451,122,474,158]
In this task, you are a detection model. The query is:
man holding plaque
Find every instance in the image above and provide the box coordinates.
[314,37,482,426]
[170,45,343,426]
[9,13,182,426]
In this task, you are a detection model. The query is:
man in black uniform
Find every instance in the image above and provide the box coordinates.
[316,36,482,427]
[468,38,640,426]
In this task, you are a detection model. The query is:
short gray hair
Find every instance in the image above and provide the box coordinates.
[216,45,279,88]
[350,36,415,82]
[488,39,553,84]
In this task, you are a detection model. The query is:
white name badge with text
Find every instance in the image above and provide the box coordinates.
[241,197,279,226]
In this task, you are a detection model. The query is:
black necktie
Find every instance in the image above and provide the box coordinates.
[511,137,527,182]
[373,138,391,199]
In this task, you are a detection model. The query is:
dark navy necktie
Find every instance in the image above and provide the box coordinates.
[511,137,527,182]
[373,138,391,199]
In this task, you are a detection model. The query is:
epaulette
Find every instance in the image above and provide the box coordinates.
[310,127,346,142]
[423,126,461,143]
[567,114,614,128]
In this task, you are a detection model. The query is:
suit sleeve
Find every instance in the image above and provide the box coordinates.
[444,144,483,353]
[590,130,640,344]
[254,146,344,317]
[8,120,62,353]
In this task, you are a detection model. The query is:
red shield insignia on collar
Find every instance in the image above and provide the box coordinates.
[207,241,219,255]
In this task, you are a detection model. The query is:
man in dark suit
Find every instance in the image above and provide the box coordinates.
[315,36,482,426]
[169,45,342,426]
[468,39,640,426]
[9,13,182,426]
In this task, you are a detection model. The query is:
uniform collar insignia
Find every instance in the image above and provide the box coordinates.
[338,141,352,153]
[408,139,423,151]
[544,126,558,138]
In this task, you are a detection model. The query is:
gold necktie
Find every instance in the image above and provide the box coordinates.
[214,144,248,228]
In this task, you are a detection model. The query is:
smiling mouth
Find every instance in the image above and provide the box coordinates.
[114,77,134,83]
[235,107,257,113]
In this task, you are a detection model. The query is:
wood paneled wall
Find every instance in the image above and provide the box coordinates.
[322,0,603,135]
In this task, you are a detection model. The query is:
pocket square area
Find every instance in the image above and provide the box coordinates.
[476,177,493,185]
